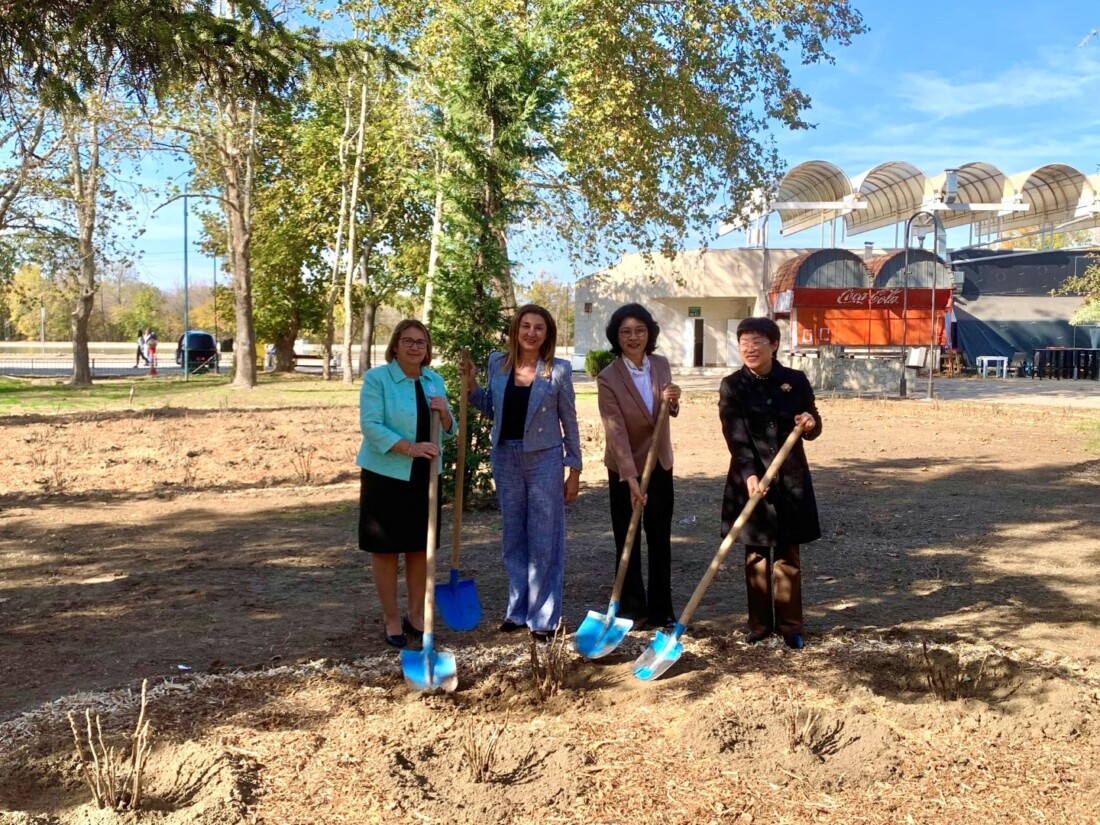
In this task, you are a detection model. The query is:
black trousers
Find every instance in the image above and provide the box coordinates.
[744,543,803,636]
[608,465,675,625]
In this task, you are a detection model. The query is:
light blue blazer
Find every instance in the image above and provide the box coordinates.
[469,352,582,471]
[357,359,455,481]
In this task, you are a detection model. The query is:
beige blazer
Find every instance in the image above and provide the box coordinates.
[596,353,677,480]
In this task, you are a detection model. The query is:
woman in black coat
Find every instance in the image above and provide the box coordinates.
[719,317,821,649]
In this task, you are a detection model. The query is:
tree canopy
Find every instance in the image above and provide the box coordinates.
[0,0,306,112]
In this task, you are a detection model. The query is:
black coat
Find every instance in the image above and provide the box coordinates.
[719,361,822,546]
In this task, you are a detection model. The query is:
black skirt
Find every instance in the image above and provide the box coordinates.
[358,380,441,554]
[358,467,441,554]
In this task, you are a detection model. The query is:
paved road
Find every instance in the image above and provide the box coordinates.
[0,358,191,378]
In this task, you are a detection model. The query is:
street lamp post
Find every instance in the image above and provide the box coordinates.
[900,210,942,397]
[183,195,190,380]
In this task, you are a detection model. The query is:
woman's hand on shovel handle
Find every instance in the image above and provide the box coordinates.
[794,412,816,433]
[460,356,479,391]
[428,394,453,432]
[627,477,647,508]
[746,475,767,497]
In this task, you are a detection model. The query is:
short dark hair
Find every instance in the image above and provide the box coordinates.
[736,316,780,345]
[605,303,660,356]
[385,319,433,366]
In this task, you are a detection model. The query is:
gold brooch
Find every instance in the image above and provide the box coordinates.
[780,383,792,392]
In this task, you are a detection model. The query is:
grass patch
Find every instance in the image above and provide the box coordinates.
[0,373,361,417]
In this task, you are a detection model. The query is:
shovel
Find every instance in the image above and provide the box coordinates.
[436,354,482,631]
[401,411,458,692]
[633,425,805,681]
[575,398,670,659]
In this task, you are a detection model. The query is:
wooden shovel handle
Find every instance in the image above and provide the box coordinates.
[608,398,671,606]
[425,411,441,637]
[675,425,804,629]
[450,351,468,568]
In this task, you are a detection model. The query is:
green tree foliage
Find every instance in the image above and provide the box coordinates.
[0,0,305,112]
[112,284,166,341]
[585,348,614,379]
[548,0,866,258]
[3,263,73,340]
[1053,254,1100,325]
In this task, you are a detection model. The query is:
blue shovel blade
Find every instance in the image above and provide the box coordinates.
[435,569,482,631]
[574,609,632,659]
[632,623,686,681]
[401,636,458,693]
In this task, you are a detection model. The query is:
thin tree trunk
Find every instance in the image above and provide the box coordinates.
[341,79,369,384]
[67,115,100,387]
[220,98,258,388]
[323,76,355,382]
[422,155,444,325]
[361,301,377,372]
[484,112,516,314]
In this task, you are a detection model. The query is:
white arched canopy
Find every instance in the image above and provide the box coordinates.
[760,160,1100,241]
[847,161,926,235]
[1002,164,1096,232]
[774,160,852,236]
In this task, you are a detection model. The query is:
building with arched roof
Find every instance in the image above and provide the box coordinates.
[574,160,1099,376]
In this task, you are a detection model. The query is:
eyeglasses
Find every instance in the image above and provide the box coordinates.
[738,335,772,350]
[400,338,428,349]
[618,326,648,339]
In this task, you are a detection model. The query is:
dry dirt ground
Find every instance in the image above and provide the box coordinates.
[3,387,1100,824]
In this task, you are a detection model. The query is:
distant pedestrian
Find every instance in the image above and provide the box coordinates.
[135,329,149,368]
[145,329,158,370]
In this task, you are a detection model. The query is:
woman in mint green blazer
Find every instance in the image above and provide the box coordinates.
[358,319,454,648]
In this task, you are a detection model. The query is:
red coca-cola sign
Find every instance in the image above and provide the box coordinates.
[791,287,949,309]
[834,288,903,306]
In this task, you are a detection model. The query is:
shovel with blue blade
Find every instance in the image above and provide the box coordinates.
[435,354,482,631]
[575,399,669,659]
[402,411,458,692]
[633,426,805,681]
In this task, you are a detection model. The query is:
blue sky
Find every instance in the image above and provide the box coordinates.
[131,0,1100,291]
[732,0,1100,252]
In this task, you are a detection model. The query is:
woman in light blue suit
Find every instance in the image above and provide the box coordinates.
[358,319,454,648]
[462,305,582,640]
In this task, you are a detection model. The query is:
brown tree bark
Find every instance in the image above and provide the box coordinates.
[66,116,100,387]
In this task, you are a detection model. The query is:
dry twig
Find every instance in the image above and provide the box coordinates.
[290,444,316,483]
[66,679,153,811]
[461,715,508,783]
[530,625,568,701]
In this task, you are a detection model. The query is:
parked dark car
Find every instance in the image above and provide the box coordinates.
[176,330,219,373]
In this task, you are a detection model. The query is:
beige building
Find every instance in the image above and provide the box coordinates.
[574,248,813,369]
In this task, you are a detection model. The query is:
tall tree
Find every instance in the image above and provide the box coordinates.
[172,4,313,388]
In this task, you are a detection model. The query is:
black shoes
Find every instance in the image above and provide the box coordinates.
[499,619,524,633]
[383,631,407,649]
[745,629,771,644]
[530,630,553,643]
[402,615,423,641]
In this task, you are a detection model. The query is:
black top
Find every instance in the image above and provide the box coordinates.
[500,371,532,440]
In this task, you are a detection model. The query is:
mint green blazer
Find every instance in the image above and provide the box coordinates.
[357,359,455,481]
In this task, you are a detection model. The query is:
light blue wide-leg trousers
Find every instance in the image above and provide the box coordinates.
[491,441,566,632]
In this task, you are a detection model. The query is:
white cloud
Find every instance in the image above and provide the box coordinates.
[897,50,1100,117]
